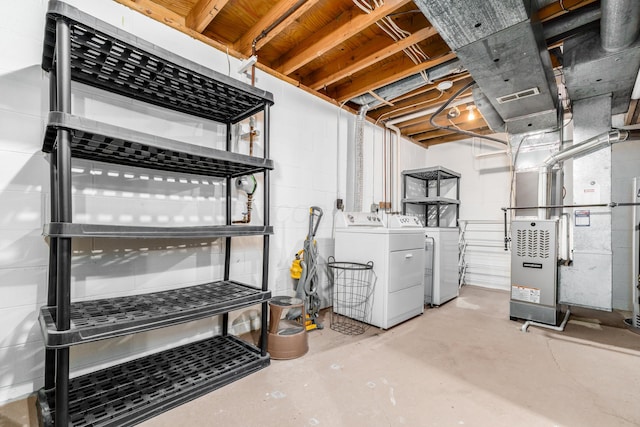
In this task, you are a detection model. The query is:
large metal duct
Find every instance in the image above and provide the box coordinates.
[350,4,602,117]
[414,0,559,134]
[471,86,505,132]
[563,0,640,114]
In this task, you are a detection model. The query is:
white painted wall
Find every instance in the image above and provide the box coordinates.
[0,0,428,402]
[422,138,512,290]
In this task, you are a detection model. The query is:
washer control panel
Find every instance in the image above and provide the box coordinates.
[335,211,384,228]
[387,215,423,228]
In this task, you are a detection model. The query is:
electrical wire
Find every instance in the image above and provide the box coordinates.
[428,80,508,145]
[447,117,462,131]
[353,0,429,65]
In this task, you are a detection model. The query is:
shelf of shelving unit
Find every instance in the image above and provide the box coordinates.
[43,223,273,238]
[37,335,269,427]
[401,196,460,205]
[401,166,461,227]
[42,2,273,123]
[39,280,271,347]
[39,1,274,426]
[43,112,274,177]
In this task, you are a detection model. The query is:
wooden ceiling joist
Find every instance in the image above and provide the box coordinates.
[115,0,186,27]
[186,0,230,33]
[234,0,322,56]
[307,26,438,90]
[275,0,412,76]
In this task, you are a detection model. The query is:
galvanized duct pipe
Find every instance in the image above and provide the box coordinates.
[601,0,640,52]
[537,129,640,218]
[349,59,464,107]
[542,3,601,43]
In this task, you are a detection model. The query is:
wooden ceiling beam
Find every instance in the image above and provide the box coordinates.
[114,0,186,27]
[186,0,230,33]
[275,0,412,76]
[234,0,322,56]
[306,26,438,91]
[332,50,456,103]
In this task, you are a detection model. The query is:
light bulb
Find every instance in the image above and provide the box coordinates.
[466,105,476,121]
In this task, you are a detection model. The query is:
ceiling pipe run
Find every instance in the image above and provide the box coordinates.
[601,0,640,52]
[349,59,464,107]
[385,95,474,125]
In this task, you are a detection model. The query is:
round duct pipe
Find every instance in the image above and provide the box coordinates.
[601,0,640,52]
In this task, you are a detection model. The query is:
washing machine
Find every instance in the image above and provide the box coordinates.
[334,212,425,329]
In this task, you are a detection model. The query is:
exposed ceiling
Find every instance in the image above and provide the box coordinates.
[113,0,640,147]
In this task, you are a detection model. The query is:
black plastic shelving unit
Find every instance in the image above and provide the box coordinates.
[38,2,274,425]
[401,166,461,227]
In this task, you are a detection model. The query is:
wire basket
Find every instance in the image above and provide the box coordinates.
[328,256,375,335]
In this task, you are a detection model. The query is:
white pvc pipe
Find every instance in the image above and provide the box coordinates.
[521,309,571,332]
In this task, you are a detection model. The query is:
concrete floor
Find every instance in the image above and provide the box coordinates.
[2,285,640,426]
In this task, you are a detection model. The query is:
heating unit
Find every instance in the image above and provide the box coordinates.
[510,219,561,325]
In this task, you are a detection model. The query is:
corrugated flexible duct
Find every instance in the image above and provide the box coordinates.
[353,106,368,212]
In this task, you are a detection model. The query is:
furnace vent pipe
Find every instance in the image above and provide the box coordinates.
[537,129,640,218]
[601,0,640,52]
[385,123,402,210]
